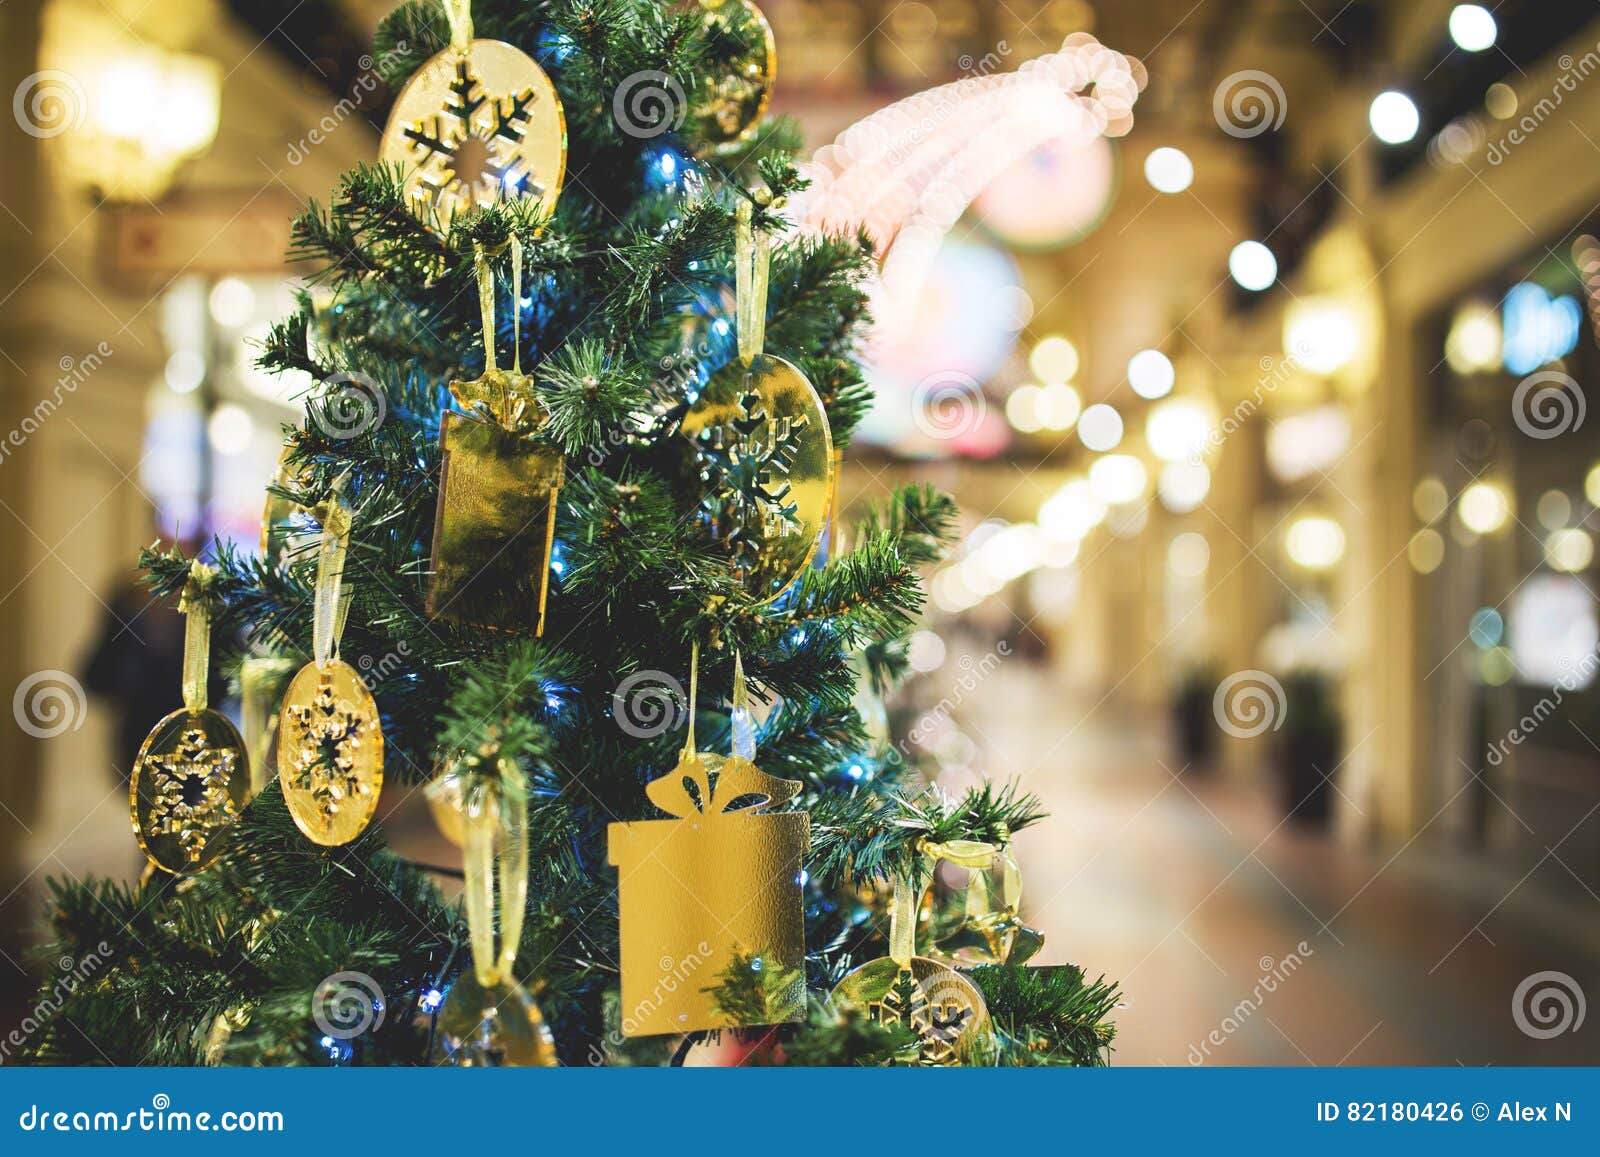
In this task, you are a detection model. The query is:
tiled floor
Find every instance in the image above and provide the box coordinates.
[971,661,1600,1066]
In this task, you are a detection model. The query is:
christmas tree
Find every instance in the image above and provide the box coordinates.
[24,0,1118,1067]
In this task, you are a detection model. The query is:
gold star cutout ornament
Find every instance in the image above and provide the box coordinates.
[131,561,250,875]
[379,1,565,229]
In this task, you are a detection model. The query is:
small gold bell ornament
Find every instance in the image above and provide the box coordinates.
[433,757,557,1066]
[130,561,250,875]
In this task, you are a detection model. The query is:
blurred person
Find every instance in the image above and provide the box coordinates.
[81,540,229,783]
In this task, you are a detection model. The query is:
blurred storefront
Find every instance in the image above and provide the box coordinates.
[0,0,375,945]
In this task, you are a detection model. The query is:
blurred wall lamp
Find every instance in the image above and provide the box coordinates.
[58,47,221,201]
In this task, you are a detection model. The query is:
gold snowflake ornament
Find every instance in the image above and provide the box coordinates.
[277,660,384,846]
[380,39,566,229]
[132,709,250,874]
[148,727,241,863]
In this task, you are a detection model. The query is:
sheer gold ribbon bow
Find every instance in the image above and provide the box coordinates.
[460,766,529,988]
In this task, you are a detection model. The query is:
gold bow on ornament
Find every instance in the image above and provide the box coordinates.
[646,646,802,820]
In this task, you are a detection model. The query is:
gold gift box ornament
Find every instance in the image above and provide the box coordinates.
[608,655,809,1037]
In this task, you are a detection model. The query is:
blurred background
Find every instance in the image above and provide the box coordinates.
[2,0,1598,1065]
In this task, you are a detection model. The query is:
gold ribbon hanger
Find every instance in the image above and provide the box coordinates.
[462,765,529,988]
[442,0,474,54]
[734,197,772,367]
[178,562,221,713]
[310,473,355,668]
[888,837,1018,968]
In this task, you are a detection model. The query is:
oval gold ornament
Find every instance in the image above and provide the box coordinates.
[829,955,991,1066]
[130,708,250,875]
[277,659,384,846]
[380,39,567,228]
[695,0,777,146]
[681,353,834,602]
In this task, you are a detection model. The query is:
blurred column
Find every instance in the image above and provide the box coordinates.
[0,0,45,963]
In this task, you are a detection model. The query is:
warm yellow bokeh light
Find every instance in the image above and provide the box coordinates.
[1412,477,1449,523]
[1037,382,1082,431]
[1546,529,1595,573]
[1030,336,1080,383]
[1458,481,1511,534]
[1088,454,1147,505]
[1285,516,1346,570]
[1408,528,1445,573]
[1006,383,1044,433]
